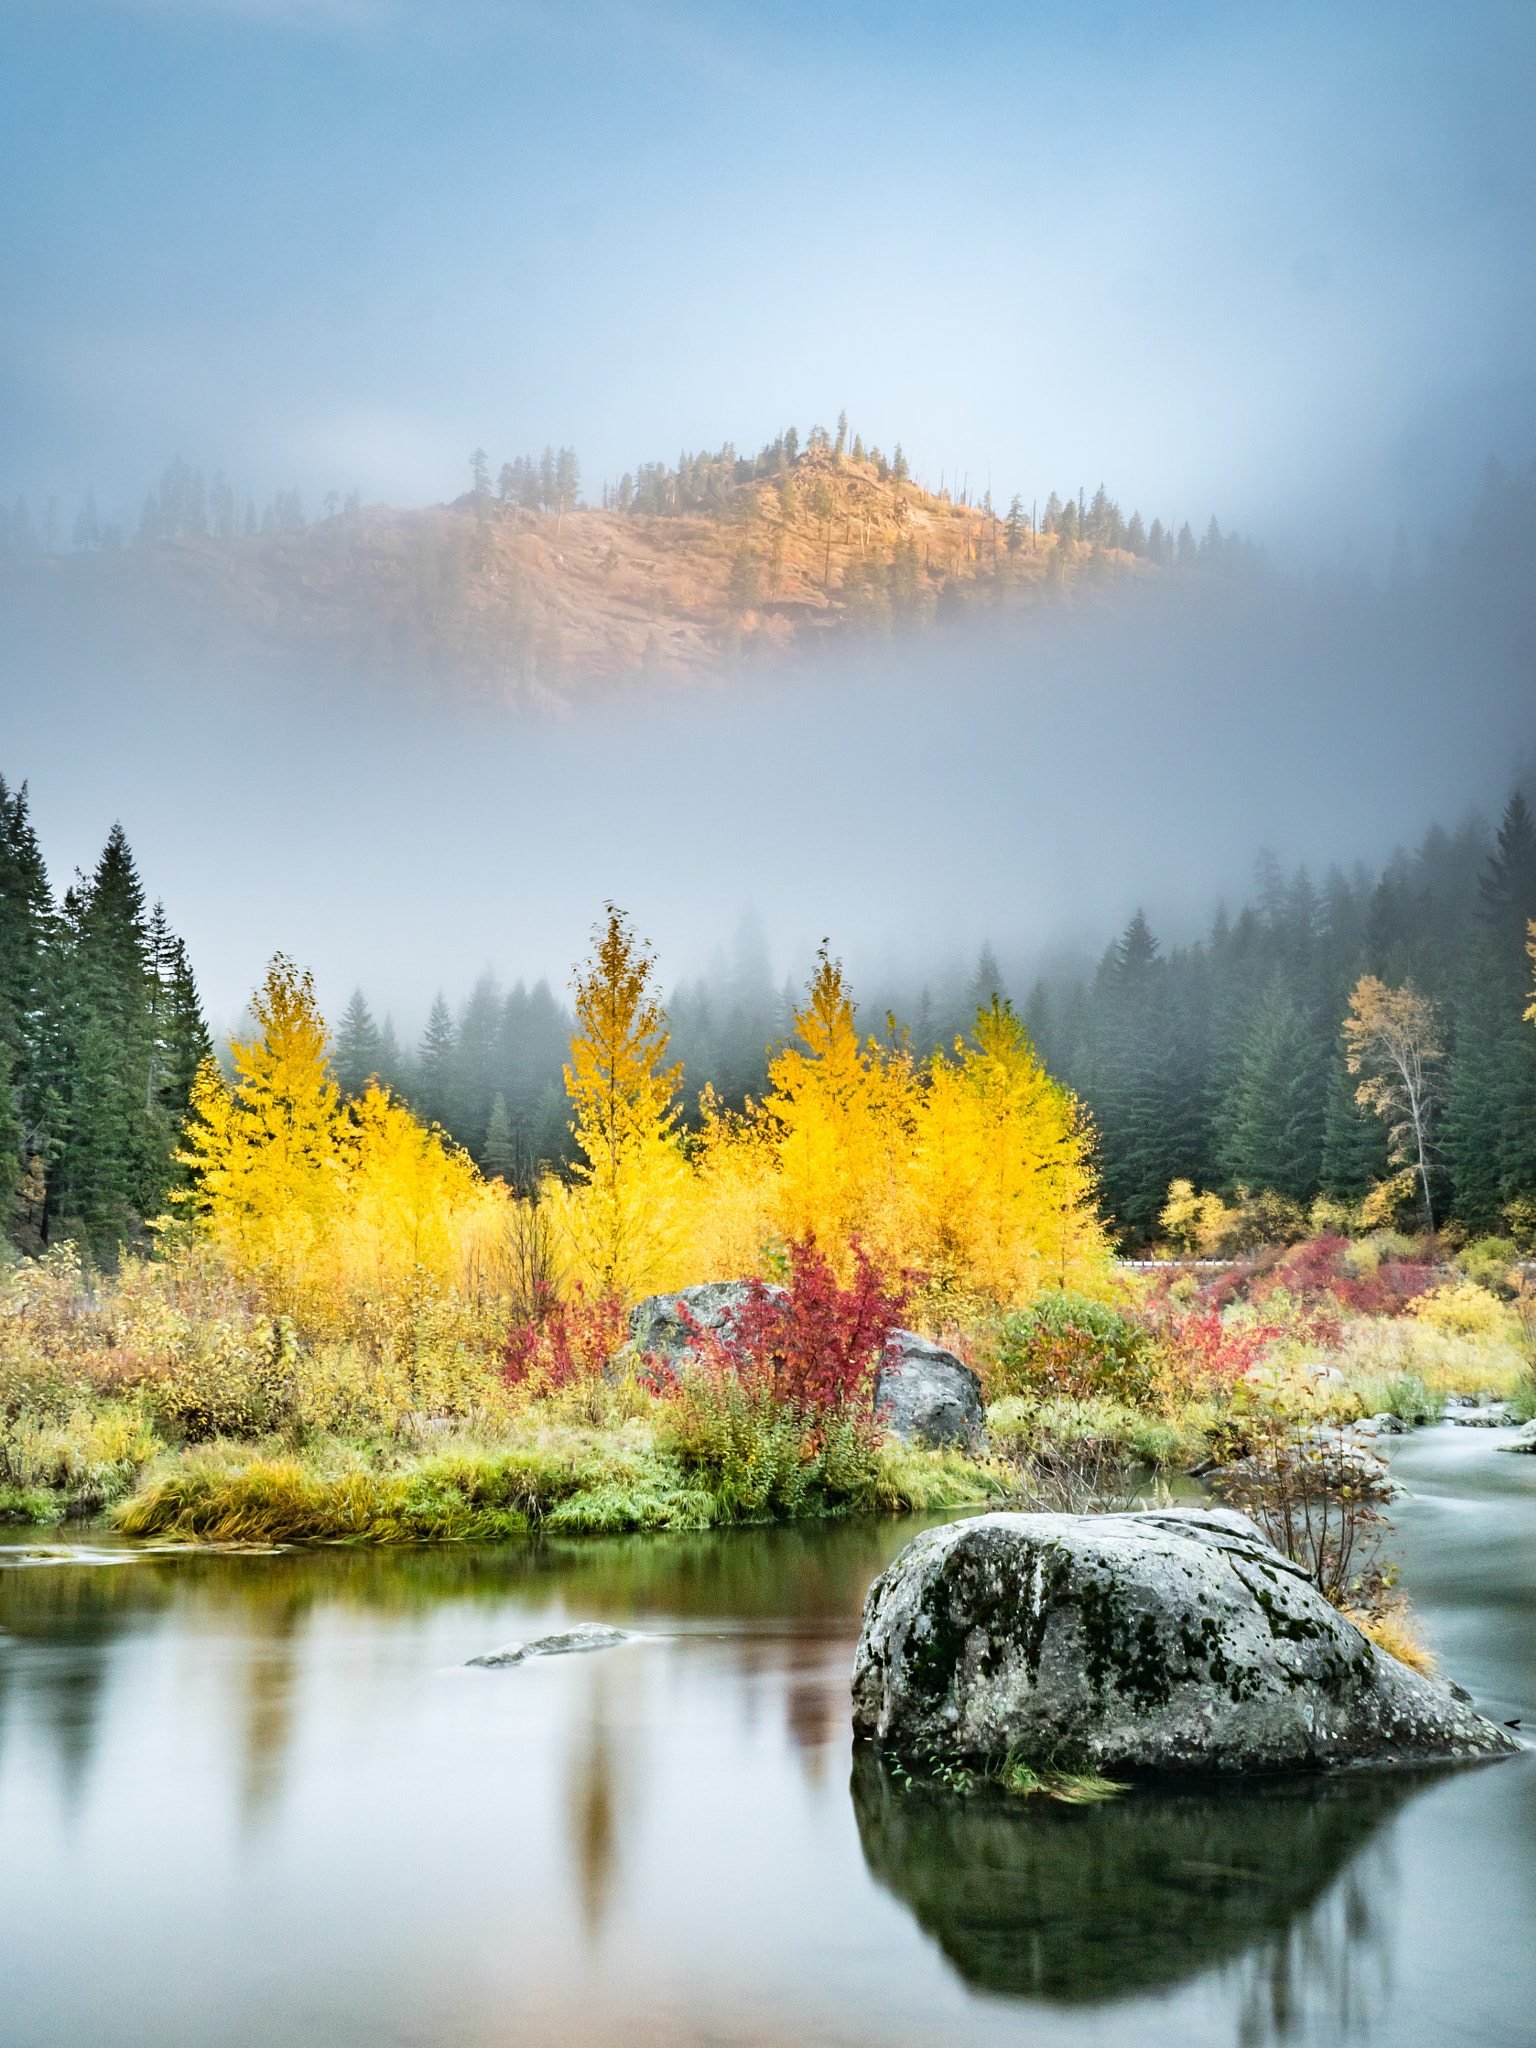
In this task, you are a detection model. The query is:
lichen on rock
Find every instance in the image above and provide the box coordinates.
[852,1508,1520,1775]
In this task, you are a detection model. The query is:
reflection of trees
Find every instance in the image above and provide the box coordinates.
[235,1594,307,1827]
[0,1558,179,1809]
[851,1748,1436,2015]
[566,1663,621,1938]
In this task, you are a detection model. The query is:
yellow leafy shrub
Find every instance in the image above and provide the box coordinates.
[1406,1282,1508,1339]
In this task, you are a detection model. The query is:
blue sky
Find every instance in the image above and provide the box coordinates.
[3,0,1534,554]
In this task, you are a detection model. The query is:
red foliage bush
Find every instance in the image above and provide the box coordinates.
[502,1288,629,1392]
[1241,1236,1436,1324]
[1141,1302,1281,1389]
[677,1235,910,1422]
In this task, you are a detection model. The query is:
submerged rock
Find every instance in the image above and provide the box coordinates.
[852,1508,1519,1774]
[467,1622,632,1668]
[1499,1420,1536,1454]
[626,1280,787,1377]
[874,1332,985,1449]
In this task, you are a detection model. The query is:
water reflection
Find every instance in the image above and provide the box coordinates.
[566,1660,622,1937]
[851,1745,1430,2024]
[0,1492,1529,2048]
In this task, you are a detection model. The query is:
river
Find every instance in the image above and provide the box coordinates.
[0,1424,1531,2048]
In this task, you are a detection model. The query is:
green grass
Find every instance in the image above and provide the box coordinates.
[108,1417,1010,1544]
[0,1481,65,1525]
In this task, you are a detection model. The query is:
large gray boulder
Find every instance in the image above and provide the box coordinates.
[874,1332,984,1449]
[627,1280,788,1377]
[852,1508,1519,1774]
[1499,1419,1536,1453]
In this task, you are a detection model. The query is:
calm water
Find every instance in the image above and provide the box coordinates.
[1,1426,1532,2048]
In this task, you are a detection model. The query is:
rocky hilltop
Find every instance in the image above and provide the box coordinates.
[1,448,1156,697]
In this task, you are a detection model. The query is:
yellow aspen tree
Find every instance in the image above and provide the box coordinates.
[759,948,915,1272]
[562,904,686,1297]
[177,955,344,1291]
[910,998,1107,1302]
[1342,975,1443,1229]
[338,1082,484,1294]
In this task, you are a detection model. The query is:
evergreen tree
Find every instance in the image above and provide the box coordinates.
[31,826,182,1256]
[962,944,1007,1039]
[415,994,458,1129]
[1474,793,1536,1203]
[333,989,383,1099]
[454,972,503,1158]
[1221,981,1328,1198]
[1443,927,1506,1230]
[483,1093,516,1182]
[0,777,51,1194]
[146,902,212,1146]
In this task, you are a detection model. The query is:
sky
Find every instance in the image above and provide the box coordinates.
[2,0,1534,1029]
[2,0,1534,556]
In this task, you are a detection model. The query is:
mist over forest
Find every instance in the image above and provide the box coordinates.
[3,447,1533,1253]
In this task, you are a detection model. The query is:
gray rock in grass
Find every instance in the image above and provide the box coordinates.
[852,1508,1519,1775]
[874,1332,985,1450]
[625,1280,788,1378]
[467,1622,632,1668]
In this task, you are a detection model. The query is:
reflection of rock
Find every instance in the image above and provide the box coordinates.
[467,1623,631,1668]
[851,1745,1424,2000]
[852,1509,1520,1771]
[873,1332,984,1448]
[626,1281,787,1376]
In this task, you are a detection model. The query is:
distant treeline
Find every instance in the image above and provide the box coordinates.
[1,404,1237,578]
[7,763,1535,1262]
[352,798,1536,1249]
[1028,791,1536,1245]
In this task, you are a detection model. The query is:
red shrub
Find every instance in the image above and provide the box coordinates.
[678,1235,911,1422]
[502,1288,629,1392]
[1219,1235,1436,1324]
[1147,1302,1281,1388]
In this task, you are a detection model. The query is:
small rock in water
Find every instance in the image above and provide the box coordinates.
[1498,1420,1536,1454]
[467,1622,632,1668]
[1363,1412,1411,1435]
[1448,1402,1516,1428]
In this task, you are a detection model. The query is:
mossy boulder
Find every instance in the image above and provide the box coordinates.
[852,1508,1519,1774]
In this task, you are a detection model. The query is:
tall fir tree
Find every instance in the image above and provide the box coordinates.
[0,777,51,1190]
[333,989,383,1099]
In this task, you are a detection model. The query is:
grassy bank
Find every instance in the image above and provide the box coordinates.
[2,1234,1531,1548]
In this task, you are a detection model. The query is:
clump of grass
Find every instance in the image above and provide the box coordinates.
[110,1412,1007,1544]
[886,1745,1127,1803]
[993,1753,1127,1803]
[1342,1597,1438,1676]
[871,1441,1013,1513]
[1330,1317,1526,1402]
[0,1481,64,1525]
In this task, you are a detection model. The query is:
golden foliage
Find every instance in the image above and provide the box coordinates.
[1406,1280,1507,1338]
[685,962,1108,1304]
[178,955,505,1332]
[559,904,688,1297]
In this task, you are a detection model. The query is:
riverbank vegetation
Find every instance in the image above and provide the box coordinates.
[3,794,1535,1684]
